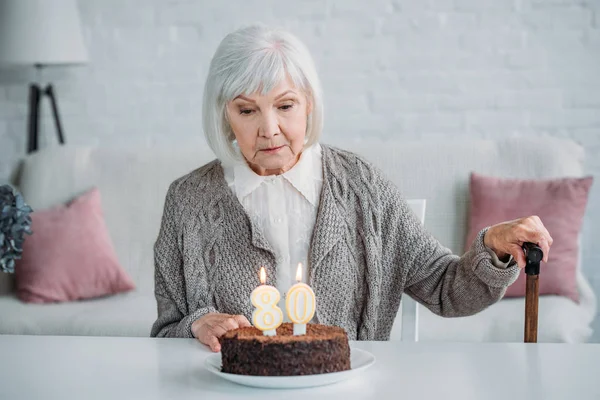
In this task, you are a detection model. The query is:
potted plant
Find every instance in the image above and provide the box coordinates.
[0,184,33,273]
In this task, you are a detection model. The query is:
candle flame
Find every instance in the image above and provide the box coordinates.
[296,263,303,282]
[260,266,266,285]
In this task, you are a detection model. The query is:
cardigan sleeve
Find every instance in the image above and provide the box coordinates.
[150,182,217,338]
[378,175,520,319]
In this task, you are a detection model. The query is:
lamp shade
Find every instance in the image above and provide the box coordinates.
[0,0,88,65]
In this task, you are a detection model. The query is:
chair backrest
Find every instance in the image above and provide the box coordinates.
[389,199,426,341]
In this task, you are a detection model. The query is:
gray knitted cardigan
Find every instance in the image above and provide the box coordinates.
[150,145,520,340]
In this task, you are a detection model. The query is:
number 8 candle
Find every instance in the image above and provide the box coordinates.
[286,263,316,335]
[251,266,283,336]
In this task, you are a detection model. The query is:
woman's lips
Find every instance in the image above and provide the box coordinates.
[261,145,285,154]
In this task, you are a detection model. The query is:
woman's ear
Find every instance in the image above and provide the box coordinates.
[224,103,231,122]
[306,96,313,116]
[223,105,236,141]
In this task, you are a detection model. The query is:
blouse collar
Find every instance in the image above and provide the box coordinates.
[232,143,323,207]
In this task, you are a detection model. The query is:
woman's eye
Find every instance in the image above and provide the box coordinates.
[239,109,254,115]
[279,104,293,111]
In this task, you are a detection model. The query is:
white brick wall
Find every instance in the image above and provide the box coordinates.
[1,0,599,340]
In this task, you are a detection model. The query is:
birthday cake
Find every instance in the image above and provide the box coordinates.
[219,322,351,376]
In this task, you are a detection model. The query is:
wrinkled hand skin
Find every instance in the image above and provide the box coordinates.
[484,215,553,269]
[191,313,251,352]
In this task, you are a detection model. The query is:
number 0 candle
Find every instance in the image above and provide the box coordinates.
[251,266,283,336]
[286,263,316,336]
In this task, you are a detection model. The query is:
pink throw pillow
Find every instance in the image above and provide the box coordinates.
[15,187,135,303]
[466,173,593,303]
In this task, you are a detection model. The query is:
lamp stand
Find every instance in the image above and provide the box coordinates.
[26,65,65,154]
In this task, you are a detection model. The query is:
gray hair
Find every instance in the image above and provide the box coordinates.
[202,24,324,166]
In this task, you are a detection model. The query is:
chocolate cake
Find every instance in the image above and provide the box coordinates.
[219,322,351,376]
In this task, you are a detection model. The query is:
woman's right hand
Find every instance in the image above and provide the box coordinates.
[191,313,251,352]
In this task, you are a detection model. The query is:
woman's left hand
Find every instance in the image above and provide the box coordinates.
[483,215,553,269]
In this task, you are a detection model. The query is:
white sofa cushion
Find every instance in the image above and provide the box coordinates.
[0,293,156,337]
[419,296,594,343]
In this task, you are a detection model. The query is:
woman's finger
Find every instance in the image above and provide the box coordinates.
[208,317,239,339]
[509,244,527,269]
[194,314,251,352]
[234,314,251,328]
[207,322,229,339]
[540,224,553,248]
[207,335,221,352]
[538,236,551,263]
[196,325,217,349]
[525,226,551,263]
[218,317,240,332]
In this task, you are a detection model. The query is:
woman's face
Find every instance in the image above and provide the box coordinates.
[226,75,312,176]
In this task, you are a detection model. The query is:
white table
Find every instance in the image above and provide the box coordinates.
[1,335,599,400]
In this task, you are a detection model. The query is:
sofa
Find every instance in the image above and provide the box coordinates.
[0,136,596,342]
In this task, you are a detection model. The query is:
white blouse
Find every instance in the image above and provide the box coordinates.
[223,144,323,320]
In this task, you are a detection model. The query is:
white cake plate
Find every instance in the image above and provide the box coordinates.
[204,347,375,389]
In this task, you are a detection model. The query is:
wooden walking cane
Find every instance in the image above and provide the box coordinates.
[523,242,543,343]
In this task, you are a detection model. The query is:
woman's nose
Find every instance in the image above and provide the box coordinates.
[259,111,279,138]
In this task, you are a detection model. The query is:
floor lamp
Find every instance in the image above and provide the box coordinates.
[0,0,88,154]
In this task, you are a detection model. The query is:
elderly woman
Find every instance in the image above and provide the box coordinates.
[150,25,553,351]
